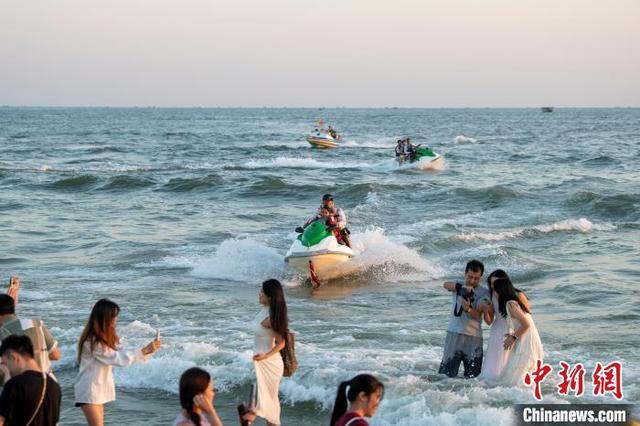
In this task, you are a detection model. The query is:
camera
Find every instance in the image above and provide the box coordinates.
[455,282,475,303]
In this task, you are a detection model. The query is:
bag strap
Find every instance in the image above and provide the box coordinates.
[344,416,365,426]
[26,372,47,426]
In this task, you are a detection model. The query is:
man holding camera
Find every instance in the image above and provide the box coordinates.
[438,260,491,378]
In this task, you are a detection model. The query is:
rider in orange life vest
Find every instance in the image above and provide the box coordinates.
[300,194,352,248]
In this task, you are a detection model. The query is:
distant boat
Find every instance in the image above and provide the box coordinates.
[541,107,554,113]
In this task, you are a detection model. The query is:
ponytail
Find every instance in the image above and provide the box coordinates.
[179,367,211,426]
[330,380,351,426]
[330,374,384,426]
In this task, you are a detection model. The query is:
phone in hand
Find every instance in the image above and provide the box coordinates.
[237,404,250,426]
[155,329,160,341]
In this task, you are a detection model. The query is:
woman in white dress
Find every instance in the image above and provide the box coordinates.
[492,278,544,386]
[252,279,288,426]
[479,270,530,380]
[74,299,161,426]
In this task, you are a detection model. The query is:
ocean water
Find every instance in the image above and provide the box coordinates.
[0,107,638,425]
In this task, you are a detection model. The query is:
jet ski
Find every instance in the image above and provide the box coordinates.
[306,129,342,149]
[284,220,354,280]
[398,145,444,169]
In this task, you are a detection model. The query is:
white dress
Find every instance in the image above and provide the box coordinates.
[253,306,284,425]
[479,294,511,380]
[74,341,146,404]
[499,300,544,386]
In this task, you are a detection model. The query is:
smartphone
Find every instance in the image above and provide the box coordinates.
[155,329,161,340]
[249,383,257,410]
[8,277,18,289]
[237,404,250,426]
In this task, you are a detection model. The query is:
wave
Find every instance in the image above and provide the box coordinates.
[191,237,285,282]
[241,156,371,170]
[455,218,615,242]
[161,174,223,192]
[454,135,477,144]
[100,176,156,190]
[85,145,126,154]
[568,190,640,220]
[580,155,621,166]
[48,174,99,190]
[449,185,523,205]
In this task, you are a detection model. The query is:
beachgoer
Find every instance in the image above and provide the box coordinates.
[0,335,61,426]
[493,278,544,386]
[330,374,384,426]
[173,367,222,426]
[395,140,404,158]
[439,260,491,378]
[0,289,61,379]
[479,270,531,380]
[74,299,161,426]
[252,279,288,426]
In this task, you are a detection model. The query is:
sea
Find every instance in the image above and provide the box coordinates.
[0,107,638,425]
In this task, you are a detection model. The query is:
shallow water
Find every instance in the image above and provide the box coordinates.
[1,107,638,425]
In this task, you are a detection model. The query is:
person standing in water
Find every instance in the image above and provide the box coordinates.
[439,260,491,378]
[330,374,385,426]
[74,299,161,426]
[493,278,544,386]
[479,270,531,380]
[252,279,288,426]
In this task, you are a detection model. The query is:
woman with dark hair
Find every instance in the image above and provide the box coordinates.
[173,367,222,426]
[330,374,384,426]
[480,270,530,380]
[252,279,288,426]
[492,278,544,386]
[74,299,161,426]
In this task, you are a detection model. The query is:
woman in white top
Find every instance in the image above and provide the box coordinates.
[252,279,288,426]
[74,299,161,426]
[479,270,531,380]
[492,278,544,386]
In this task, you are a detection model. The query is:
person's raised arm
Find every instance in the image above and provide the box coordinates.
[443,281,456,292]
[6,277,19,305]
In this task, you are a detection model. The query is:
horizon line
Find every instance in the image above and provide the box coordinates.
[2,105,640,109]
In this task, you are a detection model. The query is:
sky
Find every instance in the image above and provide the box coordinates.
[1,0,639,107]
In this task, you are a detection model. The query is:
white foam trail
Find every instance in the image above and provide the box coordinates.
[456,218,615,242]
[192,237,285,282]
[338,228,443,280]
[243,156,371,170]
[454,134,477,144]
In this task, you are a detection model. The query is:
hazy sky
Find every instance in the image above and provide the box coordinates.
[1,0,639,107]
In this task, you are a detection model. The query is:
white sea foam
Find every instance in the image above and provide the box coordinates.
[243,156,371,170]
[456,218,615,242]
[343,228,443,281]
[191,237,285,281]
[454,135,477,144]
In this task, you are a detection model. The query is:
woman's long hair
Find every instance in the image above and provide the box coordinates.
[330,374,384,426]
[262,279,288,337]
[487,269,526,300]
[77,298,120,363]
[493,278,530,318]
[179,367,211,426]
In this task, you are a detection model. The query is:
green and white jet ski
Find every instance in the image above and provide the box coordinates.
[284,220,354,280]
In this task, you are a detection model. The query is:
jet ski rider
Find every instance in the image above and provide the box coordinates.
[297,194,352,248]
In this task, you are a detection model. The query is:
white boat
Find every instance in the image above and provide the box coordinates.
[306,130,341,149]
[284,221,354,281]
